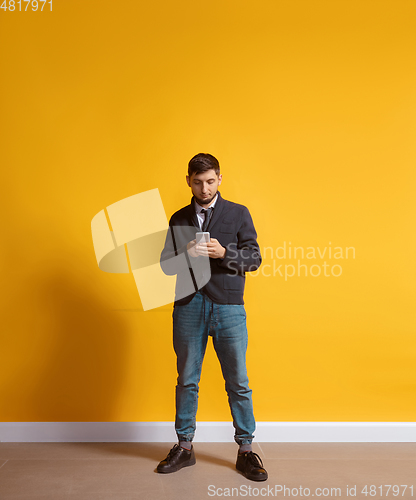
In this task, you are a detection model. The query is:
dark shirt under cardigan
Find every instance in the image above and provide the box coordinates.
[160,190,262,306]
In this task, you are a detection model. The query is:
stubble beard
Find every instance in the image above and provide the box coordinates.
[194,189,217,207]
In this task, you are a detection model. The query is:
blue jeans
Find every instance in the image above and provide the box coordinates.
[172,290,255,445]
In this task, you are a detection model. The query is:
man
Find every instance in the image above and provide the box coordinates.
[157,153,267,481]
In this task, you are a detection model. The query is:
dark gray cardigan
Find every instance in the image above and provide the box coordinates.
[160,190,262,305]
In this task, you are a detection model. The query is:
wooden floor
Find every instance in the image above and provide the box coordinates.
[0,442,415,499]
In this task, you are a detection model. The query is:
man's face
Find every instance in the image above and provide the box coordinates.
[186,169,222,207]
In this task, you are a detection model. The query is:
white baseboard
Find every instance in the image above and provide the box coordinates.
[1,422,416,443]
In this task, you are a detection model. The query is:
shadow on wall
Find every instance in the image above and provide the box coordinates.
[1,258,148,426]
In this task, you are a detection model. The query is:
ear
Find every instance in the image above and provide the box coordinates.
[218,174,222,185]
[186,175,190,187]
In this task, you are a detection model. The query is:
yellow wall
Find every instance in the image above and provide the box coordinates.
[1,0,415,422]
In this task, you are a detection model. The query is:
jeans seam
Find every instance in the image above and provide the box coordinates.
[192,354,204,433]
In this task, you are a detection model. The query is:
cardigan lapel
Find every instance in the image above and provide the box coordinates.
[188,197,200,228]
[205,190,226,232]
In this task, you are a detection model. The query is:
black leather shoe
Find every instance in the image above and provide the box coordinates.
[157,443,196,473]
[236,451,268,481]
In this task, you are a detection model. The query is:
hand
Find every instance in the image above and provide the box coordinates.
[195,238,226,259]
[186,239,199,258]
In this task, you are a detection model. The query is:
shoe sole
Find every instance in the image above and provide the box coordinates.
[157,457,196,473]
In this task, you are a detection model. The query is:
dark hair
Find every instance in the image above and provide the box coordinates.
[188,153,220,178]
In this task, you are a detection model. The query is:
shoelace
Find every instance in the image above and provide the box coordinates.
[165,443,180,461]
[244,451,264,468]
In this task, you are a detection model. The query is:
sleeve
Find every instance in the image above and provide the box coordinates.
[217,206,262,273]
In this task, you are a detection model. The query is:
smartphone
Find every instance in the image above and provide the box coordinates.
[195,232,210,244]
